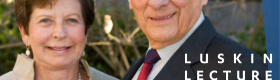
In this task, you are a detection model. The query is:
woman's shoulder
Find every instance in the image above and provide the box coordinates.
[0,71,22,80]
[0,54,34,80]
[89,67,119,80]
[80,59,119,80]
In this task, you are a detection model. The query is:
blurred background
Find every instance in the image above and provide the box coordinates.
[0,0,265,78]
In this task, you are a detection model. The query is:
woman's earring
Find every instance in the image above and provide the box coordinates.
[83,51,85,57]
[26,46,30,57]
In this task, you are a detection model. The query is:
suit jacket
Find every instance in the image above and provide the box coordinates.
[122,17,268,80]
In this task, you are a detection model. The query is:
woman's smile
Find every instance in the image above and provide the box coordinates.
[46,46,71,54]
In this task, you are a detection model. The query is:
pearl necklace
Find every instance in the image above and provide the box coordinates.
[79,72,81,80]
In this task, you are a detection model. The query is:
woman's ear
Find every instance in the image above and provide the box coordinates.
[85,34,88,43]
[18,25,30,46]
[128,0,133,9]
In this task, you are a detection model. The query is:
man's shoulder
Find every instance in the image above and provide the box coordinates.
[190,33,268,80]
[207,33,254,55]
[205,33,265,63]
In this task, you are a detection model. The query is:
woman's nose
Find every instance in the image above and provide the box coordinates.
[53,23,66,40]
[148,0,170,10]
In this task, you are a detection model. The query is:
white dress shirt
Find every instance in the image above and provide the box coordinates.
[132,12,205,80]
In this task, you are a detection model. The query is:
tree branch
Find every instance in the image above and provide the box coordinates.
[0,42,24,49]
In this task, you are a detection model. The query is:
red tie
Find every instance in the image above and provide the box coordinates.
[137,49,161,80]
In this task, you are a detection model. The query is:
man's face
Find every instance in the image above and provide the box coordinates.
[129,0,207,49]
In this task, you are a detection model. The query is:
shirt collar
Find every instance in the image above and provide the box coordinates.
[13,54,35,80]
[147,12,205,62]
[13,54,92,80]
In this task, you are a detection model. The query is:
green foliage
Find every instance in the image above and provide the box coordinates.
[0,1,24,75]
[227,22,266,56]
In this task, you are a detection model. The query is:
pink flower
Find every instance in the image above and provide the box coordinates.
[229,35,239,42]
[247,27,254,34]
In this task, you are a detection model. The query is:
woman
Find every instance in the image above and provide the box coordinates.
[0,0,118,80]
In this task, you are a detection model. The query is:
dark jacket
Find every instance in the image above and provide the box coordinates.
[122,17,268,80]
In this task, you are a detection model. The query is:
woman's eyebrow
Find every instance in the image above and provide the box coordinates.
[65,13,81,18]
[35,15,52,20]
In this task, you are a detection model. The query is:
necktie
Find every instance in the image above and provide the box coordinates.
[137,49,161,80]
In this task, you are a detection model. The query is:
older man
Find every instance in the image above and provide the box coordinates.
[122,0,268,80]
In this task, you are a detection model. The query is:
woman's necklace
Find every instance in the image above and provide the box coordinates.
[79,72,81,80]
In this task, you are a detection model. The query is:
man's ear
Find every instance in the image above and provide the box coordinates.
[128,0,133,9]
[202,0,208,5]
[18,25,30,46]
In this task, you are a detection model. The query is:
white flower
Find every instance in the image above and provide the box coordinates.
[6,0,13,4]
[104,15,113,34]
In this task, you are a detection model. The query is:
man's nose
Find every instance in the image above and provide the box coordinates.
[148,0,170,10]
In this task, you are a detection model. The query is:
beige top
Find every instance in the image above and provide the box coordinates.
[0,54,119,80]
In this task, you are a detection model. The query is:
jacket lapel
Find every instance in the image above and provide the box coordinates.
[154,17,218,80]
[13,54,35,80]
[122,56,145,80]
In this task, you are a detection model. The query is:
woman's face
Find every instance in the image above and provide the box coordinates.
[20,0,86,68]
